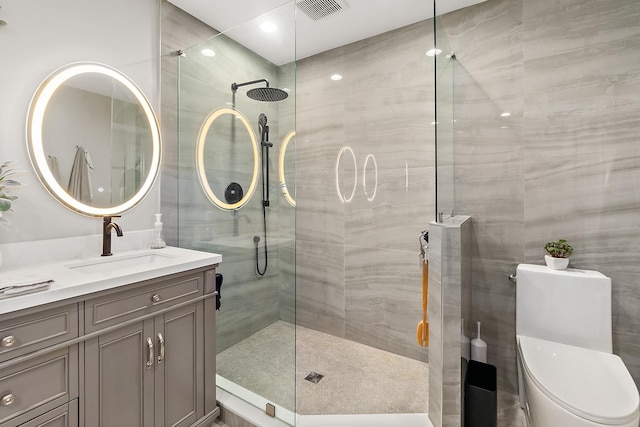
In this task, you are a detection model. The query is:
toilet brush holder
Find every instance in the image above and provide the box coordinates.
[471,321,487,363]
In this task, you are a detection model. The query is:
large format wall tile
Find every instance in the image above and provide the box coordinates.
[295,20,435,361]
[161,3,296,356]
[296,50,347,247]
[160,1,218,245]
[428,224,444,427]
[440,0,525,395]
[344,245,428,362]
[523,0,640,385]
[295,240,346,337]
[428,217,471,427]
[441,0,640,395]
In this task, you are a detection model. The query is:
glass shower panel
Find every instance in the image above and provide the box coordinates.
[292,3,433,416]
[176,3,296,423]
[434,11,455,220]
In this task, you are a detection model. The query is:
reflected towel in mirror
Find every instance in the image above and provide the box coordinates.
[67,146,94,203]
[47,155,61,183]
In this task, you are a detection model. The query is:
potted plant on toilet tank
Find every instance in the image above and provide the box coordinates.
[544,239,573,270]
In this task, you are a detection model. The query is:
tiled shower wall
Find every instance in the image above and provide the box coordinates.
[439,0,640,392]
[295,20,435,362]
[428,217,472,427]
[160,2,296,352]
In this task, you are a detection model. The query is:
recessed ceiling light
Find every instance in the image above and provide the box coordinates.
[331,74,342,81]
[260,22,277,33]
[500,112,511,117]
[201,48,215,57]
[426,48,442,57]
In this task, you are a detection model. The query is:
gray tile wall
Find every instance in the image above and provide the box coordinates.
[160,2,296,352]
[295,19,435,362]
[160,1,218,246]
[439,0,640,393]
[428,216,471,427]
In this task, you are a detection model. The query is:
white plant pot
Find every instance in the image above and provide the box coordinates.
[545,255,569,270]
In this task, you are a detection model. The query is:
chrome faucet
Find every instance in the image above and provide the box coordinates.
[102,216,123,256]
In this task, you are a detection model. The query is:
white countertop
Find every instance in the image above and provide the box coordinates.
[0,245,221,315]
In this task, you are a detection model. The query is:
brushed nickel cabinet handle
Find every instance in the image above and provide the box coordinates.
[151,294,161,303]
[146,337,154,369]
[157,333,165,364]
[1,394,14,406]
[1,336,15,347]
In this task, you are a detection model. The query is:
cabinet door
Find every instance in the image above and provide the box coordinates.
[19,400,78,427]
[85,320,154,427]
[154,303,203,427]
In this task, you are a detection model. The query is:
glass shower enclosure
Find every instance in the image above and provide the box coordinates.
[173,0,434,424]
[176,3,296,423]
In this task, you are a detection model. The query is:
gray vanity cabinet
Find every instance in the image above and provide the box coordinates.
[19,401,79,427]
[83,269,215,427]
[84,320,155,427]
[154,303,203,427]
[0,266,218,427]
[84,304,203,427]
[0,302,79,427]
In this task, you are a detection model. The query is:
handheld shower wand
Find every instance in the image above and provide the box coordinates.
[255,113,272,276]
[258,113,273,207]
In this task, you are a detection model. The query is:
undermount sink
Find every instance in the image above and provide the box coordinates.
[66,251,176,275]
[0,235,222,315]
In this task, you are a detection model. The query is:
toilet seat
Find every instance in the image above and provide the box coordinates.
[518,335,639,425]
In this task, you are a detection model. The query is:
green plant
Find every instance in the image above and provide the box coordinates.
[0,160,23,226]
[544,239,573,258]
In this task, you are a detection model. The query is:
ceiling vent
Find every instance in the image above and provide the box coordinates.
[296,0,346,21]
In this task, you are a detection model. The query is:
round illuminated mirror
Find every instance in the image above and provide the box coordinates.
[26,62,161,216]
[196,108,259,210]
[278,130,296,207]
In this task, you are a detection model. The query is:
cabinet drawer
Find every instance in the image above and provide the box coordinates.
[85,273,203,332]
[0,305,78,364]
[18,400,78,427]
[0,347,78,426]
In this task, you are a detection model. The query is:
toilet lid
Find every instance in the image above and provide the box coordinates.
[519,336,639,425]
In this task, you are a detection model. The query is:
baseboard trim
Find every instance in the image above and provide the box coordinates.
[192,407,221,427]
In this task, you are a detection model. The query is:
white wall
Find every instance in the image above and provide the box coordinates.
[0,0,160,244]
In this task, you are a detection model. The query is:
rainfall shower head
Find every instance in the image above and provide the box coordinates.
[231,79,288,102]
[247,87,288,102]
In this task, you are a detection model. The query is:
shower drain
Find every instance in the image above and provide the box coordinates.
[304,371,324,384]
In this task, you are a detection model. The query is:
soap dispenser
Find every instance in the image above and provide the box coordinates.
[151,213,166,249]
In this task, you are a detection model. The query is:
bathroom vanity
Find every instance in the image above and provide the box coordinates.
[0,245,221,427]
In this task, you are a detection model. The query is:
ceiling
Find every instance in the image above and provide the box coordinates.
[168,0,486,65]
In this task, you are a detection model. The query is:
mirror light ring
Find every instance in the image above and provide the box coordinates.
[26,62,161,217]
[363,153,378,202]
[196,107,259,211]
[335,146,357,203]
[278,130,296,207]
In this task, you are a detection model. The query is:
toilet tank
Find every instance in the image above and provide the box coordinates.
[516,264,612,353]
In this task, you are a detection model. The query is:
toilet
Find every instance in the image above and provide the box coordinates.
[516,264,640,427]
